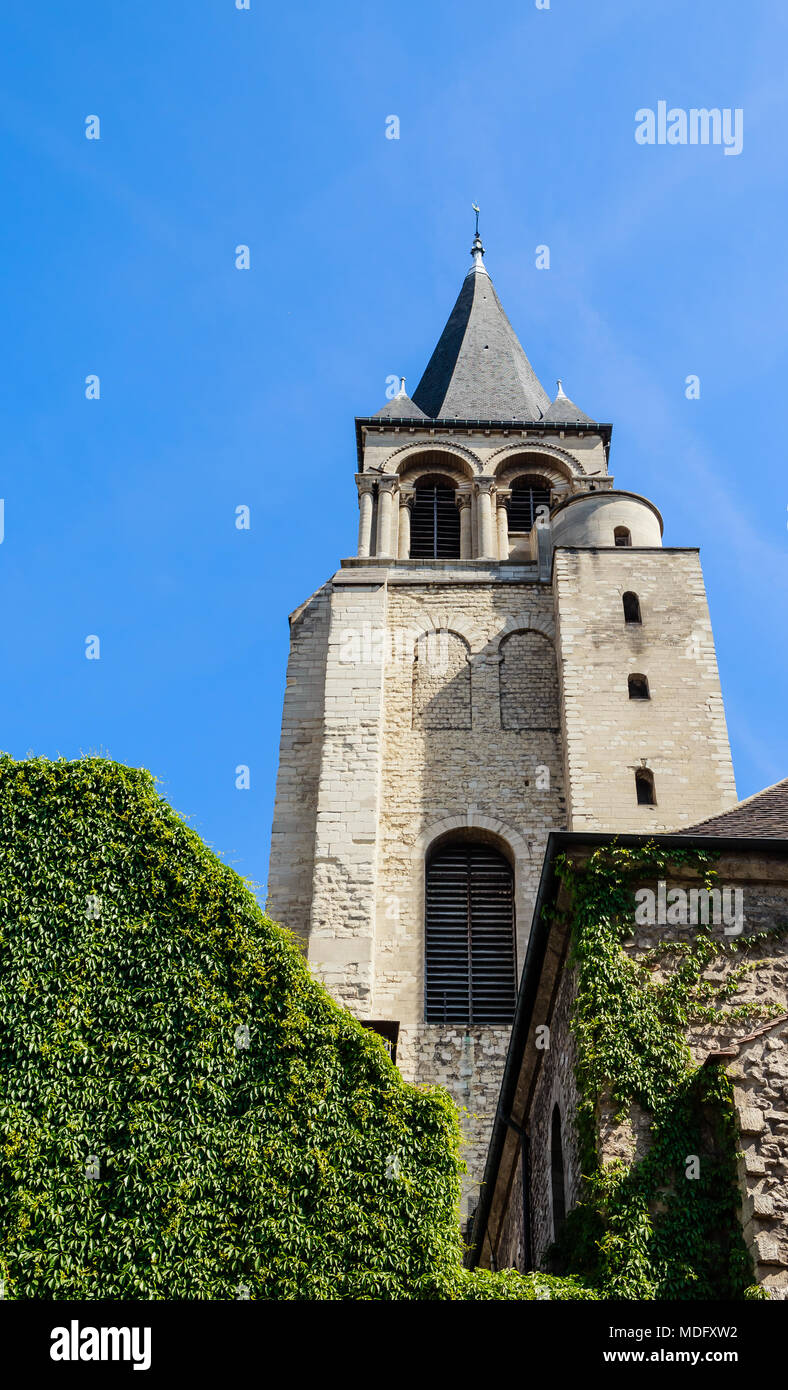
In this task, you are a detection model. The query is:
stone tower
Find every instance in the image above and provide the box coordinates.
[267,228,737,1217]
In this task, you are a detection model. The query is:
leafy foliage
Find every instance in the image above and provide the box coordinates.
[0,754,596,1300]
[0,756,461,1298]
[553,841,778,1300]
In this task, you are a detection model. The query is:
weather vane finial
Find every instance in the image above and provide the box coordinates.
[469,203,486,273]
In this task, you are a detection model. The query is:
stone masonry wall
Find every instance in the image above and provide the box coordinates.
[602,859,788,1298]
[527,962,582,1266]
[553,548,737,833]
[267,583,332,942]
[377,574,567,1215]
[495,962,581,1270]
[727,1019,788,1299]
[500,629,560,731]
[396,1023,511,1224]
[305,573,389,1011]
[489,857,788,1297]
[412,631,471,729]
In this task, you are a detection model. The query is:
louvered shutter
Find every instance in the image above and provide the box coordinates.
[425,843,516,1023]
[410,486,460,559]
[508,476,551,533]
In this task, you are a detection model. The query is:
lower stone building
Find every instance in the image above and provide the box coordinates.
[470,781,788,1298]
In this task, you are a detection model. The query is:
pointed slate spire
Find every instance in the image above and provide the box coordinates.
[373,376,428,421]
[411,217,550,421]
[542,379,595,425]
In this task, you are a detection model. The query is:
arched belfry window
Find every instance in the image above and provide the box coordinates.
[424,839,516,1024]
[614,526,632,547]
[550,1104,566,1234]
[410,476,460,559]
[508,475,551,534]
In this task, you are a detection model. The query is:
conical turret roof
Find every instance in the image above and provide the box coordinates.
[542,380,595,425]
[372,379,427,421]
[411,234,550,421]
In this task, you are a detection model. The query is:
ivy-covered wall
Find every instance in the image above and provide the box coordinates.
[484,841,788,1299]
[0,755,595,1302]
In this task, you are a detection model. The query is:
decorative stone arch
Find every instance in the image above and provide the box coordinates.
[406,606,486,655]
[487,442,587,484]
[488,612,556,657]
[415,812,530,866]
[381,441,481,481]
[408,813,532,990]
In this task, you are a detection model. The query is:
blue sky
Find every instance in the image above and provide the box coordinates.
[1,1,786,901]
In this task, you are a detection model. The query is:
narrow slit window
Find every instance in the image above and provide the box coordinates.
[623,591,641,624]
[635,768,656,805]
[551,1104,566,1234]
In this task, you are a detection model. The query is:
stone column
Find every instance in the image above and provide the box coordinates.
[474,478,497,560]
[456,490,473,559]
[376,476,399,558]
[496,488,511,561]
[356,475,376,558]
[397,488,415,559]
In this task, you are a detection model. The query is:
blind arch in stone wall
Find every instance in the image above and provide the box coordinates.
[499,629,559,731]
[412,630,471,729]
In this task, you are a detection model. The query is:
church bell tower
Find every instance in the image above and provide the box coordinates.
[267,224,737,1215]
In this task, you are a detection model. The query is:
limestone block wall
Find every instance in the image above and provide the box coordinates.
[375,573,568,1211]
[268,563,569,1213]
[553,547,737,832]
[550,491,662,549]
[495,963,581,1271]
[526,963,582,1266]
[727,1019,788,1300]
[601,857,788,1297]
[305,571,389,1010]
[413,631,471,729]
[396,1023,511,1223]
[500,629,560,731]
[361,428,609,484]
[487,855,788,1294]
[267,582,332,942]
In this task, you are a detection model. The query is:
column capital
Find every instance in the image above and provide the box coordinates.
[473,475,497,496]
[495,487,512,506]
[455,488,473,510]
[377,474,400,494]
[399,486,416,509]
[355,473,377,495]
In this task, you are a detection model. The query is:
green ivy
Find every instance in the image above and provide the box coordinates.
[552,841,781,1300]
[0,754,596,1301]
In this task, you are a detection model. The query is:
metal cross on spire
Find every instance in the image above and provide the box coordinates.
[472,202,481,237]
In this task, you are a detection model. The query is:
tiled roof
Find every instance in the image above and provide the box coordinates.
[687,778,788,838]
[372,392,427,421]
[542,382,595,425]
[411,258,551,421]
